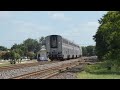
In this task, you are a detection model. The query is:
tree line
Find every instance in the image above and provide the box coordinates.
[82,45,96,56]
[0,37,45,64]
[0,37,97,60]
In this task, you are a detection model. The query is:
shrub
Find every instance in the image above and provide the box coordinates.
[85,60,120,74]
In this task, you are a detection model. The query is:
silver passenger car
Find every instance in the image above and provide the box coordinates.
[45,35,82,61]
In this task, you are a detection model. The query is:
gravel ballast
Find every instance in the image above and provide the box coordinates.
[0,59,81,79]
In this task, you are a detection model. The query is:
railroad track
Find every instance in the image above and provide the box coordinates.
[0,58,97,79]
[0,61,58,72]
[10,60,82,79]
[0,57,96,72]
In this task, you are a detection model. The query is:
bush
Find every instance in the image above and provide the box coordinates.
[27,52,35,60]
[2,52,10,60]
[85,60,120,74]
[85,63,103,73]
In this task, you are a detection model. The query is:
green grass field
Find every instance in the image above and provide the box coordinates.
[76,71,120,79]
[76,60,120,79]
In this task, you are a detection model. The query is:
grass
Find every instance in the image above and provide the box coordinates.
[0,62,11,67]
[77,71,120,79]
[0,59,10,66]
[76,60,120,79]
[0,59,37,67]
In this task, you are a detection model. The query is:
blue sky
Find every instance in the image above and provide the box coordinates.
[0,11,107,48]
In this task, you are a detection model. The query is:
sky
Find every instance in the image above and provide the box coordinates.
[0,11,107,49]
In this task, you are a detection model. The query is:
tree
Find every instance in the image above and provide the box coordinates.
[13,49,24,57]
[23,37,45,57]
[86,46,96,56]
[10,37,45,59]
[27,52,35,60]
[0,46,7,51]
[39,36,45,44]
[0,51,9,60]
[11,44,25,57]
[82,46,88,56]
[23,38,39,52]
[93,11,120,60]
[15,53,21,63]
[34,36,45,54]
[9,51,16,64]
[9,50,21,64]
[11,44,19,50]
[10,51,16,60]
[82,46,96,56]
[19,44,28,56]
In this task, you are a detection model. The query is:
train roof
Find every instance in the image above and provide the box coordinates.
[46,35,61,37]
[62,37,80,47]
[45,35,81,47]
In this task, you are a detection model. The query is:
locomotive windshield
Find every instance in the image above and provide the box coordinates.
[50,35,58,48]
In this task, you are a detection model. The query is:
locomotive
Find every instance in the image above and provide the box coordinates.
[44,35,82,61]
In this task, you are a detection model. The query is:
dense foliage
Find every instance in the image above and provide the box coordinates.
[93,11,120,60]
[0,36,45,62]
[0,46,7,51]
[80,11,120,75]
[82,45,96,56]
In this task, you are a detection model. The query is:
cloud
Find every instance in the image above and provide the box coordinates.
[12,20,52,31]
[48,11,71,21]
[59,21,99,46]
[62,21,99,36]
[0,20,55,48]
[11,20,54,39]
[0,11,102,48]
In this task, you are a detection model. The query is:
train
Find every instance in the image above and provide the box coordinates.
[43,35,82,61]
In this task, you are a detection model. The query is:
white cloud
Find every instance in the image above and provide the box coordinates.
[62,21,99,36]
[11,20,54,39]
[48,11,71,21]
[13,20,52,31]
[59,21,99,46]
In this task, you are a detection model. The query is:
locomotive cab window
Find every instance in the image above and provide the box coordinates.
[50,36,58,48]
